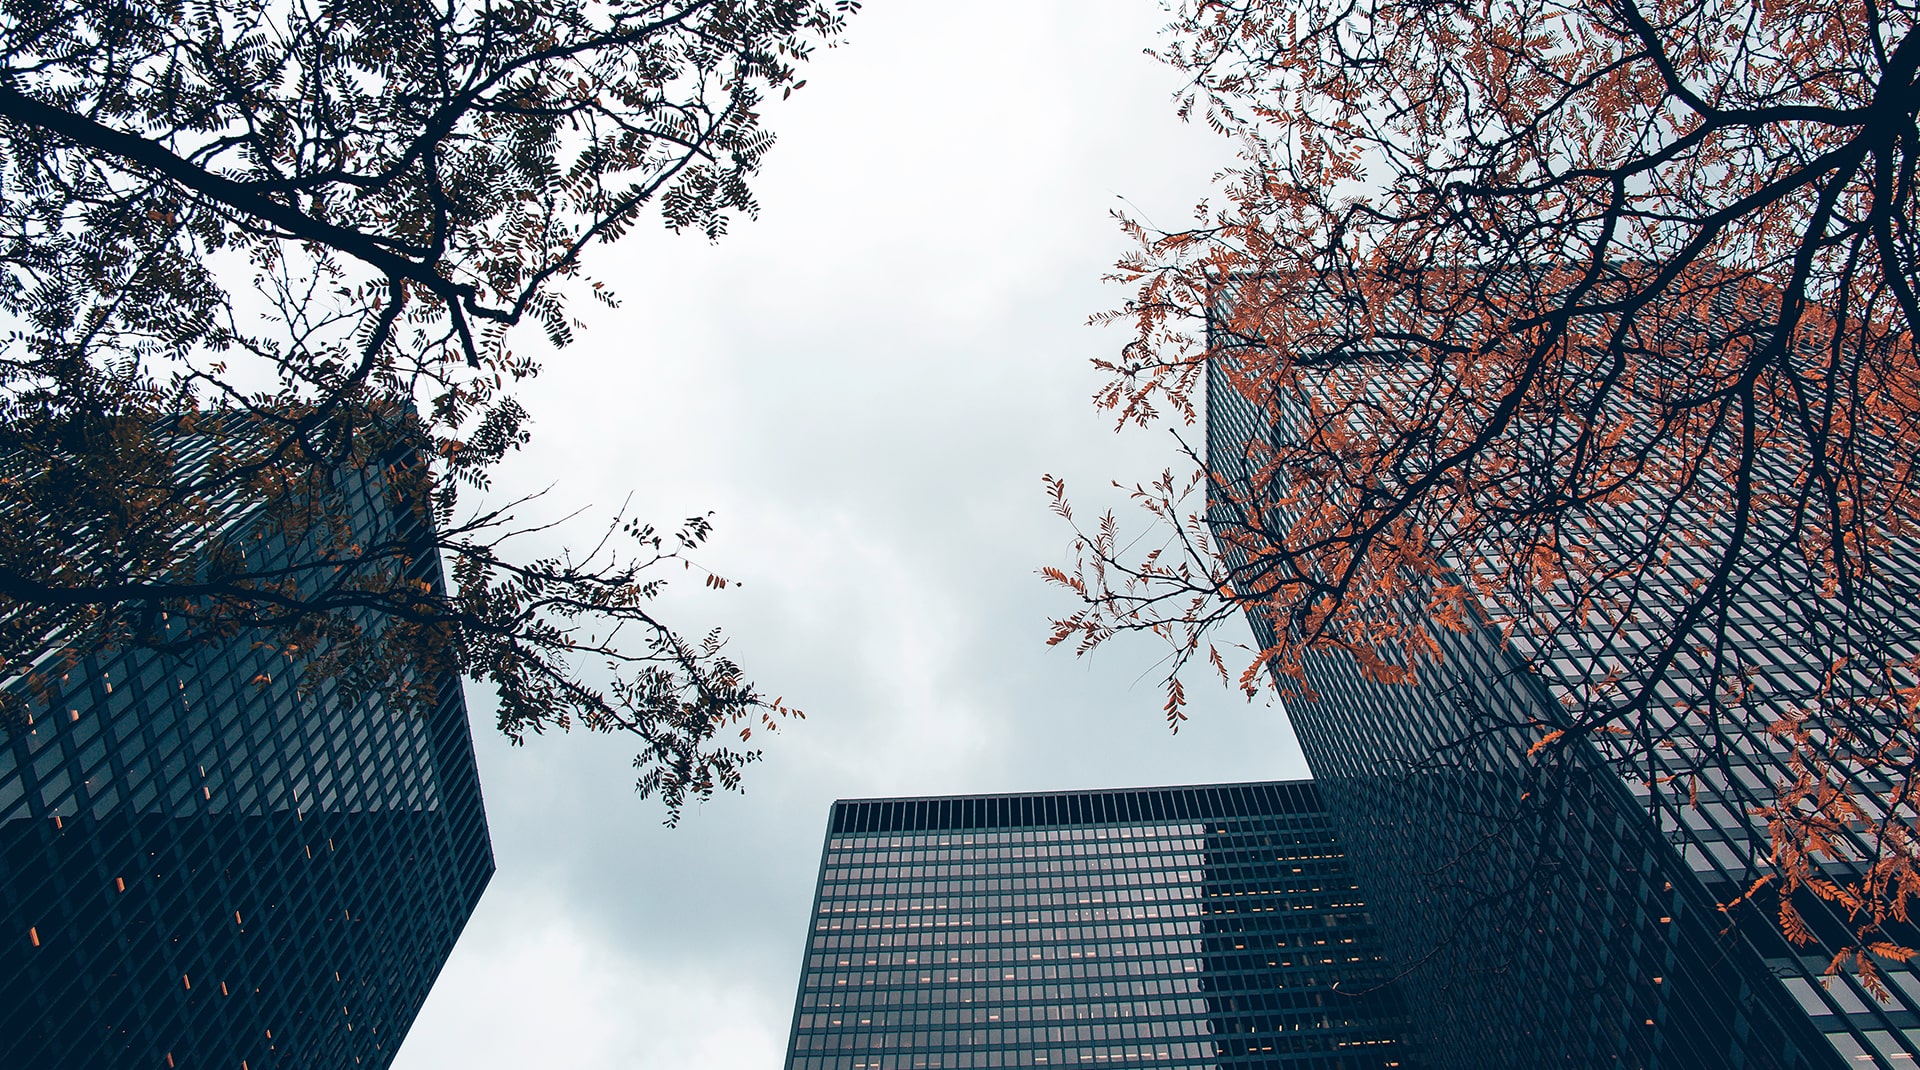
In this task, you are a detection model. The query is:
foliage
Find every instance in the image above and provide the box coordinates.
[0,0,856,821]
[1047,0,1920,979]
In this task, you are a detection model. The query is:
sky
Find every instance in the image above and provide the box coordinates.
[390,3,1312,1066]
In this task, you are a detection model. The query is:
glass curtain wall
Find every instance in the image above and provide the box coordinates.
[784,782,1414,1070]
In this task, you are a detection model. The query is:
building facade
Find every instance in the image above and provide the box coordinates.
[0,440,493,1068]
[784,781,1415,1070]
[1204,336,1917,1067]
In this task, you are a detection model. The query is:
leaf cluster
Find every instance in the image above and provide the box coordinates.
[0,0,854,820]
[1051,0,1920,977]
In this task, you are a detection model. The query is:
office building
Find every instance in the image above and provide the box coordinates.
[784,781,1414,1070]
[0,428,493,1068]
[1204,317,1916,1066]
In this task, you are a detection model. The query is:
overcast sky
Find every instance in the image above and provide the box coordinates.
[391,3,1311,1066]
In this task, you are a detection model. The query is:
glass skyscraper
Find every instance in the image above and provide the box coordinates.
[784,781,1414,1070]
[1204,331,1912,1067]
[0,435,493,1068]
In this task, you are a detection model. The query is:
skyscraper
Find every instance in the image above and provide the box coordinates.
[783,781,1414,1070]
[1204,324,1913,1066]
[0,429,493,1069]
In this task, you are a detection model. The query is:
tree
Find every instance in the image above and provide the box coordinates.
[1046,0,1920,986]
[0,0,857,822]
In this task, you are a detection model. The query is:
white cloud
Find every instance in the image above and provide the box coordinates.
[394,2,1310,1067]
[398,893,789,1070]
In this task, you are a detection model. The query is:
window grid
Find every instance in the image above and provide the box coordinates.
[1204,329,1889,1068]
[1,449,493,1069]
[785,783,1413,1070]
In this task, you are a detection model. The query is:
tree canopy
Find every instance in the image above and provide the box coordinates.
[0,0,856,821]
[1047,0,1920,981]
